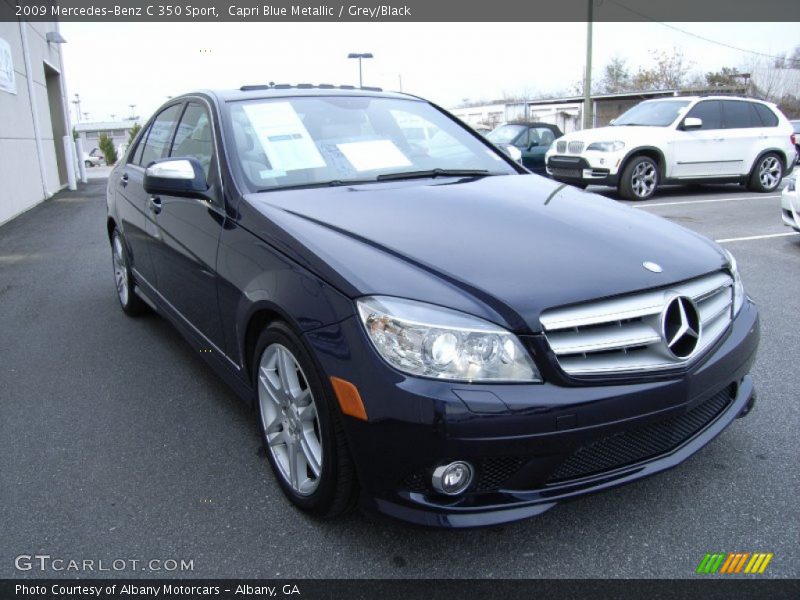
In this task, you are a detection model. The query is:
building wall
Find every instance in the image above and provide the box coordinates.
[0,18,71,226]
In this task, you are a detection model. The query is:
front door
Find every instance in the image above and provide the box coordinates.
[672,100,740,178]
[147,101,227,351]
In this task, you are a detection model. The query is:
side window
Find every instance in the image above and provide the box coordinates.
[685,100,722,130]
[533,127,555,147]
[130,124,151,165]
[514,129,530,148]
[170,102,215,178]
[752,103,779,127]
[139,104,182,167]
[722,100,757,129]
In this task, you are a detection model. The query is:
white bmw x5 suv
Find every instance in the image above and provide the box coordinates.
[545,96,797,200]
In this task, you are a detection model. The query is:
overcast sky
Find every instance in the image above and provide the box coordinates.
[59,22,799,123]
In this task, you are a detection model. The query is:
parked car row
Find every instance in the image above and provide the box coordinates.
[479,96,798,201]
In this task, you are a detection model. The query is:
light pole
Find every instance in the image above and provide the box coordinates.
[583,0,593,130]
[347,52,373,88]
[72,93,81,122]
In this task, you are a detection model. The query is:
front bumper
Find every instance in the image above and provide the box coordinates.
[305,300,760,527]
[545,153,624,186]
[781,184,800,232]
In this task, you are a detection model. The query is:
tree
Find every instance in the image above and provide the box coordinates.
[98,133,118,166]
[127,123,141,146]
[705,66,743,87]
[631,48,693,90]
[598,56,632,93]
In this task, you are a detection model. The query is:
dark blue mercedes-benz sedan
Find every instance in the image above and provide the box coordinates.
[106,85,759,527]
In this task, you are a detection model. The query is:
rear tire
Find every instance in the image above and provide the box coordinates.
[618,155,659,201]
[253,322,358,518]
[84,160,93,168]
[111,229,147,316]
[747,152,783,193]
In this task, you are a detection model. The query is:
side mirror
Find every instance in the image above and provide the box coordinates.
[682,117,703,130]
[144,157,209,198]
[498,143,523,164]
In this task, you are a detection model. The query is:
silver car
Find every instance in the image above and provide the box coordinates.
[781,177,800,233]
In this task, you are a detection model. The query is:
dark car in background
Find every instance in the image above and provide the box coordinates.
[487,121,563,174]
[106,86,759,527]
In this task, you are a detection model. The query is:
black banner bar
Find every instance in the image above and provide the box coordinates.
[2,579,800,600]
[2,0,800,22]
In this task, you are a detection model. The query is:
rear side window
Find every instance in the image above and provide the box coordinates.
[722,100,758,128]
[171,103,215,178]
[139,104,182,167]
[685,100,722,130]
[752,103,779,127]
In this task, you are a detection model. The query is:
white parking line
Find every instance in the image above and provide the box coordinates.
[716,232,799,243]
[637,195,781,208]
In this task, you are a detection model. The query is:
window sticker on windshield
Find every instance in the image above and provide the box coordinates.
[243,102,325,172]
[336,139,412,172]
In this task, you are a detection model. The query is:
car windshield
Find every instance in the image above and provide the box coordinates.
[225,96,516,192]
[612,99,692,127]
[486,124,526,144]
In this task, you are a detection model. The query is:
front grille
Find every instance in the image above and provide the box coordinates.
[549,167,582,179]
[568,141,584,154]
[547,386,735,483]
[540,271,734,376]
[556,140,567,153]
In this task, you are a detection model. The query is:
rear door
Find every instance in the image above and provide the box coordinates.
[720,99,762,175]
[115,104,183,287]
[147,100,227,351]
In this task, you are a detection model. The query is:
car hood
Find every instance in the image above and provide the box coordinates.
[243,175,726,333]
[556,125,671,145]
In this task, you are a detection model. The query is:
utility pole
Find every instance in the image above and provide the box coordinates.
[398,73,403,92]
[129,104,136,119]
[72,93,81,123]
[347,53,373,88]
[583,0,593,130]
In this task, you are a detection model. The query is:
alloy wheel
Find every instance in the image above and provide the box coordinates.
[758,156,781,190]
[258,343,323,496]
[112,235,129,306]
[631,161,657,198]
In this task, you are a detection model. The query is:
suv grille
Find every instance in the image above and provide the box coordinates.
[567,141,584,154]
[547,385,734,483]
[556,141,567,153]
[540,271,734,376]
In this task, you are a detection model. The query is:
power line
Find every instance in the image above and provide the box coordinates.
[608,0,794,62]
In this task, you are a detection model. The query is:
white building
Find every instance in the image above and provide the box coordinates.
[75,119,140,159]
[0,19,77,226]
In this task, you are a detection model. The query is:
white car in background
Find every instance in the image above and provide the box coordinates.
[546,96,797,200]
[781,177,800,233]
[82,147,105,168]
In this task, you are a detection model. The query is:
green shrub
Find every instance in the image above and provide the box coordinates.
[98,133,118,166]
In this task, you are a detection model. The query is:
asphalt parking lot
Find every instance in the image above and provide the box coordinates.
[1,176,798,579]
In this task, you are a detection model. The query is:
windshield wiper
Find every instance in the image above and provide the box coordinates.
[256,179,377,193]
[376,168,495,181]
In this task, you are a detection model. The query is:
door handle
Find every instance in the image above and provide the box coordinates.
[120,173,129,187]
[149,196,162,215]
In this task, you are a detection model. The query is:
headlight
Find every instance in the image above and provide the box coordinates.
[586,141,625,152]
[356,296,541,382]
[723,249,745,316]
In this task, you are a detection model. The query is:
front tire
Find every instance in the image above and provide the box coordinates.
[618,155,659,201]
[84,160,93,168]
[748,153,783,193]
[111,230,147,316]
[253,322,358,517]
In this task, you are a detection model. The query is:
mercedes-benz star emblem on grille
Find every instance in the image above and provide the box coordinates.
[643,261,663,273]
[661,296,701,359]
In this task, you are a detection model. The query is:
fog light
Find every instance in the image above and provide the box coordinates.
[431,461,474,495]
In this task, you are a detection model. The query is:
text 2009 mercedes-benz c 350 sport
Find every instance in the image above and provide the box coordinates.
[106,85,759,527]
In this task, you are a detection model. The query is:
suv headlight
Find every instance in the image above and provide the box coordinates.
[586,141,625,152]
[723,249,745,316]
[356,296,541,382]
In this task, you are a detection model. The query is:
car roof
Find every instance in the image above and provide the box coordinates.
[644,95,772,105]
[192,86,418,103]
